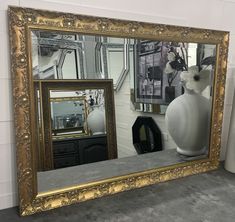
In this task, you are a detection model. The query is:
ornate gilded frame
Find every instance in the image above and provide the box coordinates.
[8,6,229,216]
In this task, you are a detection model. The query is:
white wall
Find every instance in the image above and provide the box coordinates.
[115,73,177,159]
[1,0,235,210]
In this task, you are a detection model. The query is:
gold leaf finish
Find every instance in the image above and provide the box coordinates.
[8,6,229,216]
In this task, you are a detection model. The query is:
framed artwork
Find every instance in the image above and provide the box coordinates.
[134,41,187,105]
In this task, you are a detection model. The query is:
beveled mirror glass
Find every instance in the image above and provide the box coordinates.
[8,6,229,216]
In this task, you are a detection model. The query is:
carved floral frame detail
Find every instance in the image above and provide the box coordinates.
[8,6,229,216]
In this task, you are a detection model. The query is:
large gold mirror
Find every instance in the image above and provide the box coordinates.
[8,6,229,216]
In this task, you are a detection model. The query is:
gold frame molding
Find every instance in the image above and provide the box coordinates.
[8,6,229,216]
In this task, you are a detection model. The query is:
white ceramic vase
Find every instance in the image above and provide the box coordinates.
[87,106,105,135]
[165,89,210,156]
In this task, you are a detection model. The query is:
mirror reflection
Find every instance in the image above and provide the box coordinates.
[36,85,111,172]
[50,90,108,169]
[49,89,106,138]
[31,30,216,193]
[50,96,88,136]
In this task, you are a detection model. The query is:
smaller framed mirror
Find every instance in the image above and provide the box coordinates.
[50,96,88,138]
[34,80,117,172]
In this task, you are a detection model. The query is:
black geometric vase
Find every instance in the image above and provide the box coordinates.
[132,116,163,154]
[165,86,175,103]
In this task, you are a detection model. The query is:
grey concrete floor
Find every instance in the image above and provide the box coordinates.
[38,149,204,193]
[1,166,235,222]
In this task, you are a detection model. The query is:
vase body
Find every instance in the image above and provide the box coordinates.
[224,89,235,173]
[87,106,105,135]
[165,90,210,156]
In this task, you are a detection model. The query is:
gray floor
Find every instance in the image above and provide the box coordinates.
[38,149,205,193]
[1,166,235,222]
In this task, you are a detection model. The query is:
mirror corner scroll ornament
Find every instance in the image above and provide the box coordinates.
[8,6,229,216]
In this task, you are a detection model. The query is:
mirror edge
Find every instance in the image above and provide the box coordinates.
[8,6,229,216]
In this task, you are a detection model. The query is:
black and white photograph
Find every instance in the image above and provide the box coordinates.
[135,41,187,105]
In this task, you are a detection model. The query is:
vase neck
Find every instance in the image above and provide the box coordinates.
[183,86,196,95]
